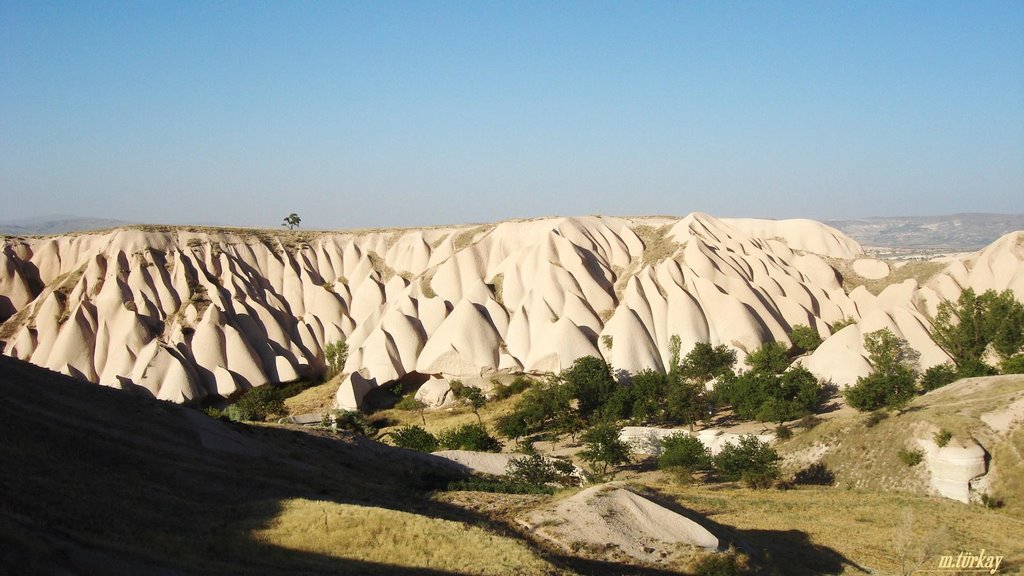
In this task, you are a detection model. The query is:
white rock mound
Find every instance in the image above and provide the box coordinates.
[919,437,988,503]
[521,485,719,564]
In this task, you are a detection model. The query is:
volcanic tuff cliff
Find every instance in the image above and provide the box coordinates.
[1,214,1022,408]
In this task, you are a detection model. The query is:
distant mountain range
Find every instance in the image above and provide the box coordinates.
[828,213,1024,250]
[0,215,127,236]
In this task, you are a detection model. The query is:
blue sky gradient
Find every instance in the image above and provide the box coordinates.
[2,1,1022,228]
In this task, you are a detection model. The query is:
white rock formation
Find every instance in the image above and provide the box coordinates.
[852,258,890,279]
[521,485,719,563]
[918,437,988,503]
[621,426,775,456]
[1,216,1021,407]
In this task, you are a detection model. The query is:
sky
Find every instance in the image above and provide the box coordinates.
[1,1,1022,229]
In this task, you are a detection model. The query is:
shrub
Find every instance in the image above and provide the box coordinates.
[920,363,958,393]
[437,423,502,452]
[980,493,1004,509]
[845,329,920,411]
[793,462,836,485]
[492,375,534,399]
[1001,354,1024,375]
[831,317,858,332]
[506,454,576,487]
[395,394,425,411]
[933,429,952,447]
[658,433,712,471]
[774,424,792,440]
[579,422,632,476]
[713,434,780,485]
[789,324,823,354]
[446,478,554,495]
[688,551,748,576]
[331,410,377,437]
[225,385,286,422]
[864,410,889,428]
[741,470,777,489]
[898,448,924,466]
[390,425,438,453]
[845,370,917,412]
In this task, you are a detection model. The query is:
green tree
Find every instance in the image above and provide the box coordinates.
[628,369,668,423]
[789,324,823,354]
[562,356,616,421]
[511,376,573,435]
[931,288,1024,369]
[844,329,919,411]
[282,212,302,230]
[665,339,735,429]
[506,454,575,487]
[578,422,631,476]
[454,385,486,425]
[919,363,958,393]
[666,379,709,430]
[744,342,791,375]
[390,425,438,452]
[658,433,712,471]
[713,434,780,487]
[715,364,820,423]
[495,412,529,441]
[1001,354,1024,375]
[679,341,737,382]
[437,423,502,452]
[324,339,348,377]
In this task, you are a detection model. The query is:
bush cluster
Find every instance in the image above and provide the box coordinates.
[437,423,502,452]
[505,453,577,487]
[390,425,438,452]
[712,435,781,487]
[224,385,286,422]
[658,433,712,471]
[898,448,924,466]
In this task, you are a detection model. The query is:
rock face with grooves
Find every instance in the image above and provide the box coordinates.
[919,438,988,503]
[1,216,1022,408]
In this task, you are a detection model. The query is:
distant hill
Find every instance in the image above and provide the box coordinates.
[0,214,127,236]
[828,213,1024,250]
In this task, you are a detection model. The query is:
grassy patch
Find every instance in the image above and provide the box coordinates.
[830,257,946,296]
[281,378,341,416]
[633,224,680,266]
[248,498,555,575]
[646,480,1024,575]
[453,224,494,251]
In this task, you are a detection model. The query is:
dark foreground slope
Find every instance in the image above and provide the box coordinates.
[0,355,470,576]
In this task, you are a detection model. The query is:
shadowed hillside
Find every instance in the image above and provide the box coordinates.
[0,355,557,575]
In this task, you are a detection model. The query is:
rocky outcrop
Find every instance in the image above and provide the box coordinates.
[1,216,1021,407]
[918,438,988,503]
[521,485,720,564]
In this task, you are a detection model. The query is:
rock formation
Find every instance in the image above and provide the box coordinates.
[1,215,1021,408]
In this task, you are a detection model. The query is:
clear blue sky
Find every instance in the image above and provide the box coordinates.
[2,1,1022,229]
